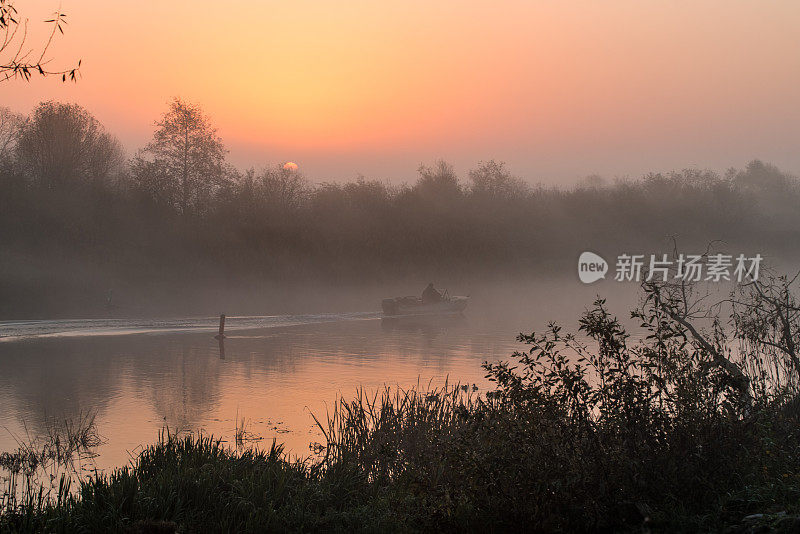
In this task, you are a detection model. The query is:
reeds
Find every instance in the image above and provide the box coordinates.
[311,381,480,478]
[233,408,262,450]
[1,410,102,522]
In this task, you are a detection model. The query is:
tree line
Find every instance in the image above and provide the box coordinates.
[1,99,798,312]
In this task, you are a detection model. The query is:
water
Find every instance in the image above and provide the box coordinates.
[0,312,527,471]
[0,281,641,473]
[0,313,381,342]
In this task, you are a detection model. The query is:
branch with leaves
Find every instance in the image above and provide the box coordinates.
[0,1,80,82]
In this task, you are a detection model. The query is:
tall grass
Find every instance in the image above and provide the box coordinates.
[1,411,102,529]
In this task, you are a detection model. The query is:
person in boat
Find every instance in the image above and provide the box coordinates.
[422,282,443,304]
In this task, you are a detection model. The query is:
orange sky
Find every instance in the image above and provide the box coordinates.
[3,1,799,183]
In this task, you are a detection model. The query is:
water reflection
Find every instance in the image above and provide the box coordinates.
[380,314,466,343]
[0,314,522,470]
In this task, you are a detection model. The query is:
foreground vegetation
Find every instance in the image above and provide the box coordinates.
[3,274,800,532]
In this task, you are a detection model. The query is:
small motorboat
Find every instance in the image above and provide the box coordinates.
[381,294,469,316]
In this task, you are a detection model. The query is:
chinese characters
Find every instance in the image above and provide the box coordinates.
[613,253,762,283]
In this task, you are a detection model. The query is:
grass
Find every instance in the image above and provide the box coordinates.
[3,279,800,532]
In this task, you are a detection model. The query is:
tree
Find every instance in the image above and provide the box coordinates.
[0,105,23,162]
[132,98,230,214]
[732,160,792,195]
[0,1,79,82]
[414,160,461,200]
[229,165,307,233]
[16,101,124,188]
[732,270,800,390]
[578,174,606,190]
[468,160,528,200]
[255,164,308,213]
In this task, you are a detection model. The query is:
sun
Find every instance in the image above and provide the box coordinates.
[283,161,299,171]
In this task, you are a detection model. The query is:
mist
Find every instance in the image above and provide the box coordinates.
[1,100,798,319]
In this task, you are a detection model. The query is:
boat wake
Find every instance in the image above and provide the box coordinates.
[0,312,382,342]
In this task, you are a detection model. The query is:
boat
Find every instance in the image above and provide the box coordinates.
[381,295,469,316]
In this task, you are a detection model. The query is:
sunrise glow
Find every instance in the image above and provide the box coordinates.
[3,0,799,181]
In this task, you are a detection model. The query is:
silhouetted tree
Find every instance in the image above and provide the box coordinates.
[0,105,23,162]
[414,160,461,200]
[16,101,124,188]
[255,164,308,213]
[132,98,229,215]
[468,160,528,200]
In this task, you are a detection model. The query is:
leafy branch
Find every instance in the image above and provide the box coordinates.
[0,1,80,82]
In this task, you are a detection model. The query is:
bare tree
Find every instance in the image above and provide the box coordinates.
[731,270,800,394]
[0,1,79,82]
[643,278,752,403]
[639,242,752,404]
[641,241,800,406]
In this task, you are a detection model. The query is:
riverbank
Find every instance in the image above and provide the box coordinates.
[3,289,800,532]
[2,390,799,533]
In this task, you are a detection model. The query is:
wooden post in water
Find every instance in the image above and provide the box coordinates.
[214,314,226,339]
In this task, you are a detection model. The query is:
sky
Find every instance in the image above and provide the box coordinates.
[2,1,799,185]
